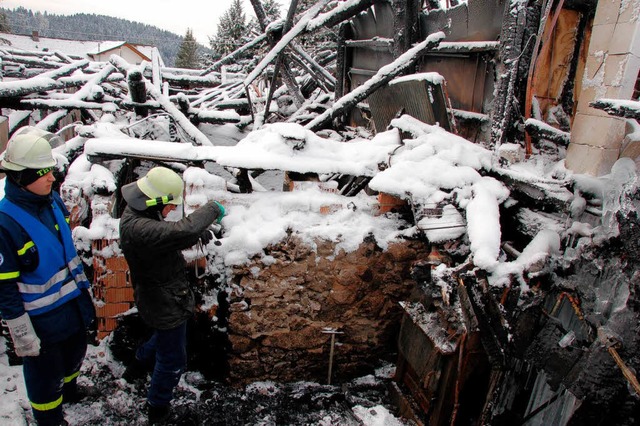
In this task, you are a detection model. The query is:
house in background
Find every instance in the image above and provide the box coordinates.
[0,31,162,66]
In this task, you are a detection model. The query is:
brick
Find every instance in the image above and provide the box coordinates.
[97,317,119,332]
[320,204,342,215]
[105,256,129,272]
[376,193,406,215]
[102,287,135,304]
[95,302,132,319]
[95,271,131,289]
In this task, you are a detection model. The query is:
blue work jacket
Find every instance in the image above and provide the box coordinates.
[0,179,94,343]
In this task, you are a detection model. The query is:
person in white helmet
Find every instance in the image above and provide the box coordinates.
[119,166,224,425]
[0,127,97,426]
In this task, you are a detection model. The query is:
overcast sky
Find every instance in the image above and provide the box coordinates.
[2,0,288,45]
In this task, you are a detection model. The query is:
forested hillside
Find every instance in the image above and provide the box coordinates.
[0,6,211,66]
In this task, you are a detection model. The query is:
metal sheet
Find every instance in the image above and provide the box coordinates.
[367,77,453,133]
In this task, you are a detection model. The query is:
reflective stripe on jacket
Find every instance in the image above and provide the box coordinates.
[0,198,89,316]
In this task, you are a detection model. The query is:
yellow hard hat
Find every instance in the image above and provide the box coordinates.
[121,166,184,210]
[0,127,59,171]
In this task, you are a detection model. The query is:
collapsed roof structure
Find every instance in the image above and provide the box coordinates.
[1,0,640,425]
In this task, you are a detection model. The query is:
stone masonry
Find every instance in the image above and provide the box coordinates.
[226,236,430,386]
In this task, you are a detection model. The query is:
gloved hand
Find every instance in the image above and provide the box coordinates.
[199,226,215,245]
[5,313,41,357]
[213,201,225,224]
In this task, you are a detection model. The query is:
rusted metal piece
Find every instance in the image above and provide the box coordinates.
[550,291,584,321]
[597,327,640,396]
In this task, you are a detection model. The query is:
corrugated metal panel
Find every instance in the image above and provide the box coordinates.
[368,77,453,133]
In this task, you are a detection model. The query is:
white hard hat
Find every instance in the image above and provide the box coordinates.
[121,166,184,210]
[0,127,59,171]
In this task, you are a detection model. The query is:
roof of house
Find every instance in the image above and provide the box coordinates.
[0,32,158,63]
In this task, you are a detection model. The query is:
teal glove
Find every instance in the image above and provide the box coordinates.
[213,201,225,224]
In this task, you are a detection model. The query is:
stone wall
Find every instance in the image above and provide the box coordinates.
[226,236,430,385]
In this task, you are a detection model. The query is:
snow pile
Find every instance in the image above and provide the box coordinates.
[369,115,509,274]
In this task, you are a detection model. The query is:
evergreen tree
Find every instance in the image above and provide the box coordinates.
[248,0,281,31]
[0,1,9,32]
[175,28,199,69]
[209,0,247,57]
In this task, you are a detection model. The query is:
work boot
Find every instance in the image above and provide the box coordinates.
[122,357,150,383]
[147,402,170,425]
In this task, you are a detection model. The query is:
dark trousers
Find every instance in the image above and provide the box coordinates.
[136,321,187,407]
[23,329,87,426]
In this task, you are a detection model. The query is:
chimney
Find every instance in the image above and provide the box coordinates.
[31,31,39,41]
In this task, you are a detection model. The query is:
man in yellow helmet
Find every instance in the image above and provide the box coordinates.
[0,126,97,426]
[119,166,224,424]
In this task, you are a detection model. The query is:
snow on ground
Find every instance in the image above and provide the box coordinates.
[0,335,408,425]
[2,99,634,424]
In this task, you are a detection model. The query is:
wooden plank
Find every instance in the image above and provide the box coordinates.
[532,9,581,118]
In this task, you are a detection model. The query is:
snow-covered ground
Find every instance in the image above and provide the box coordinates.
[0,334,409,425]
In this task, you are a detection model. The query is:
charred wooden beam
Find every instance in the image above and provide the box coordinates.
[335,22,351,100]
[161,72,221,88]
[524,118,570,146]
[0,53,62,69]
[0,60,89,98]
[305,31,445,131]
[252,0,306,123]
[490,1,530,147]
[290,42,337,90]
[590,98,640,120]
[344,37,394,51]
[392,0,420,59]
[128,70,149,117]
[198,34,268,76]
[307,0,378,30]
[458,273,507,367]
[20,99,111,110]
[111,54,214,146]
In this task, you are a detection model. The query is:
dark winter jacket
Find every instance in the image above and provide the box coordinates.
[119,201,222,330]
[0,179,96,343]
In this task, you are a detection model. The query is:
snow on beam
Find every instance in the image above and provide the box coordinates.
[110,54,214,147]
[290,42,336,89]
[524,118,570,146]
[160,72,221,88]
[84,137,224,163]
[199,34,268,76]
[243,0,331,87]
[590,98,640,120]
[20,99,112,110]
[0,53,62,69]
[0,60,89,98]
[306,0,378,31]
[305,31,445,131]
